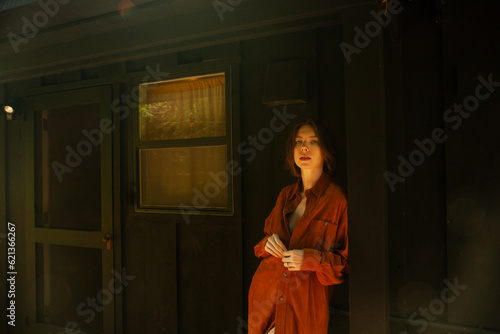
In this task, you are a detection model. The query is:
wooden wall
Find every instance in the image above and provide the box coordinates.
[1,1,500,333]
[443,0,500,330]
[386,0,500,333]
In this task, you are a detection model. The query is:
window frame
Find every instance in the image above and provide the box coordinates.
[132,64,235,216]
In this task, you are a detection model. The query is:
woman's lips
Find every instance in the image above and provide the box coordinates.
[300,156,311,161]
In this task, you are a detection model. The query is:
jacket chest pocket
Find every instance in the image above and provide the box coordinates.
[309,219,338,251]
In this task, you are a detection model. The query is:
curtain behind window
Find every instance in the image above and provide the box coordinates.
[138,73,229,210]
[140,74,226,141]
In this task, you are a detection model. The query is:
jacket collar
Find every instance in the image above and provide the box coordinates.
[289,172,331,200]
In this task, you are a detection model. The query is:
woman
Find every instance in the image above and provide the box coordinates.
[248,119,348,334]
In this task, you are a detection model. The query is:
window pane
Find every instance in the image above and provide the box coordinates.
[35,105,102,231]
[139,73,226,141]
[139,146,228,209]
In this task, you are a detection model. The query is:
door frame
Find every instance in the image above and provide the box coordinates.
[23,85,116,334]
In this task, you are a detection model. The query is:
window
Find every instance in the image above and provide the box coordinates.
[135,70,233,214]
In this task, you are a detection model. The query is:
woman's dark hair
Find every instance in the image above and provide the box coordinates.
[284,119,337,177]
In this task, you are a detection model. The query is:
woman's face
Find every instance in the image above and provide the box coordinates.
[293,125,324,174]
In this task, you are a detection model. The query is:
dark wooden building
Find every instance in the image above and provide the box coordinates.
[1,0,499,333]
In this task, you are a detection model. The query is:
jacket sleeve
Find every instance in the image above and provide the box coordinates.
[254,188,287,259]
[301,203,348,285]
[254,235,271,259]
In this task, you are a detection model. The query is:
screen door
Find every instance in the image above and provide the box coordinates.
[24,86,115,334]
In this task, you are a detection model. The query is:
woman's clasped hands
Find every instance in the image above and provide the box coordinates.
[265,233,304,271]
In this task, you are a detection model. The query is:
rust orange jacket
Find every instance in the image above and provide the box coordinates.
[248,173,348,334]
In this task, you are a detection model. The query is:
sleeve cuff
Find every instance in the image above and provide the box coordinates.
[301,248,322,271]
[254,236,271,258]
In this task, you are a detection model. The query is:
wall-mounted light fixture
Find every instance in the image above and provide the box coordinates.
[4,105,14,120]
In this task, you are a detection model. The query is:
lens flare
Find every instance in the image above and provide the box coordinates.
[118,0,137,18]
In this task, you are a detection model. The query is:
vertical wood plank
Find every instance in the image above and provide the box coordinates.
[343,6,390,334]
[444,0,500,328]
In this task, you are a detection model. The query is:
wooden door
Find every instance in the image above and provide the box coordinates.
[24,86,117,334]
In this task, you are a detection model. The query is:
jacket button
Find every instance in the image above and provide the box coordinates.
[324,221,328,226]
[283,272,288,277]
[279,296,284,301]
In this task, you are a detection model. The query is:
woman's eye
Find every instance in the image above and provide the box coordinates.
[310,140,318,145]
[295,141,303,145]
